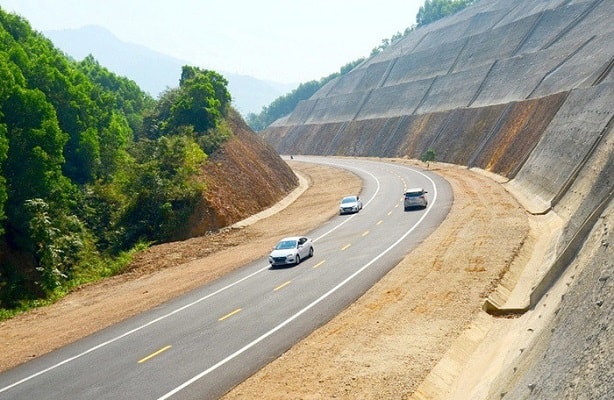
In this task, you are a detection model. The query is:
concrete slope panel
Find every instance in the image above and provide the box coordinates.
[416,64,492,114]
[310,78,337,99]
[532,33,614,97]
[512,83,614,208]
[354,61,393,92]
[411,0,516,52]
[317,122,356,156]
[471,49,570,107]
[362,28,429,67]
[411,11,493,53]
[395,112,449,159]
[279,123,342,155]
[554,120,613,252]
[513,3,590,54]
[384,40,464,85]
[494,0,569,27]
[304,92,367,124]
[427,106,507,165]
[373,115,417,157]
[452,14,540,73]
[545,0,614,50]
[287,99,318,125]
[325,68,368,96]
[357,79,434,119]
[271,124,311,154]
[335,118,393,156]
[471,93,568,177]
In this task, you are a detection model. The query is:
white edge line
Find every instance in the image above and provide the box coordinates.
[157,166,437,399]
[0,159,380,394]
[0,265,269,394]
[0,159,427,397]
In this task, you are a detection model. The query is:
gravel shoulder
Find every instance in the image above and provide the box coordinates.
[0,159,529,399]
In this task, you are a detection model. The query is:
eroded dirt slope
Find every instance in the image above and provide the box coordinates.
[182,109,298,239]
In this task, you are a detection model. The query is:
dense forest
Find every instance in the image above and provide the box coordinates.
[246,0,475,132]
[0,9,233,315]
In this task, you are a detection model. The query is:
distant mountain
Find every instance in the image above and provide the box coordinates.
[44,25,296,115]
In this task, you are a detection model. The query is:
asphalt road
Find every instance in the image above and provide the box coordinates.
[0,157,453,400]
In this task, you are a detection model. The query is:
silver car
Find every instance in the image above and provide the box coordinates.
[269,236,314,266]
[339,195,363,215]
[403,188,428,210]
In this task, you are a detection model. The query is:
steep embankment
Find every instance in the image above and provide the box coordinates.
[181,109,298,239]
[261,0,613,398]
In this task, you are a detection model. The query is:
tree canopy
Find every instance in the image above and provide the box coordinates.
[0,8,232,313]
[417,0,475,27]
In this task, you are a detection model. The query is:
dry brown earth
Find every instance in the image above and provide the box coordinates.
[0,159,529,399]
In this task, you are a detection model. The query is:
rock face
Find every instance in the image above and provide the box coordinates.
[262,0,613,398]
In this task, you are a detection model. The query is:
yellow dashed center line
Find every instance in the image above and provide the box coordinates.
[341,243,351,251]
[387,211,393,215]
[138,345,172,364]
[362,230,369,237]
[219,308,242,321]
[377,220,383,225]
[274,281,291,291]
[312,260,326,269]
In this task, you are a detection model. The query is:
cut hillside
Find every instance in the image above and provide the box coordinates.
[261,0,613,398]
[182,109,298,240]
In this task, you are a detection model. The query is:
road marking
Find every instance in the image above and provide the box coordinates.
[0,159,385,395]
[312,260,326,269]
[138,345,172,364]
[219,308,242,321]
[362,230,369,237]
[2,158,439,398]
[377,220,383,225]
[341,244,351,251]
[387,210,393,215]
[157,159,440,400]
[274,281,291,291]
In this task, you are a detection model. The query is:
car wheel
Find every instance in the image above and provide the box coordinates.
[309,247,314,258]
[295,255,301,265]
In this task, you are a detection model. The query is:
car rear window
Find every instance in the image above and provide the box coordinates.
[405,192,423,197]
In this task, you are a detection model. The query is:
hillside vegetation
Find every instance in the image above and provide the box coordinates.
[0,9,296,316]
[262,0,612,398]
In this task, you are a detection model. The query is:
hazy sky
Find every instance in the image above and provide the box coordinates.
[0,0,423,84]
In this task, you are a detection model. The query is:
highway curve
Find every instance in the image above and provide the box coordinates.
[0,157,452,400]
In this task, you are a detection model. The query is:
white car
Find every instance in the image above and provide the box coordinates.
[403,188,428,210]
[339,195,363,215]
[269,236,314,266]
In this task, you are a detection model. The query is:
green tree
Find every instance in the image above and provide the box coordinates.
[421,148,436,163]
[417,0,475,27]
[116,135,206,247]
[25,198,85,293]
[171,66,231,133]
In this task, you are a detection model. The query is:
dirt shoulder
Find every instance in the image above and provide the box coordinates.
[0,159,529,400]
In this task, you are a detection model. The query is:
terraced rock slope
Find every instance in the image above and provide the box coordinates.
[262,0,613,398]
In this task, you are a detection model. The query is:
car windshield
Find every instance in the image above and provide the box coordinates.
[405,192,423,197]
[275,240,297,250]
[341,197,356,204]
